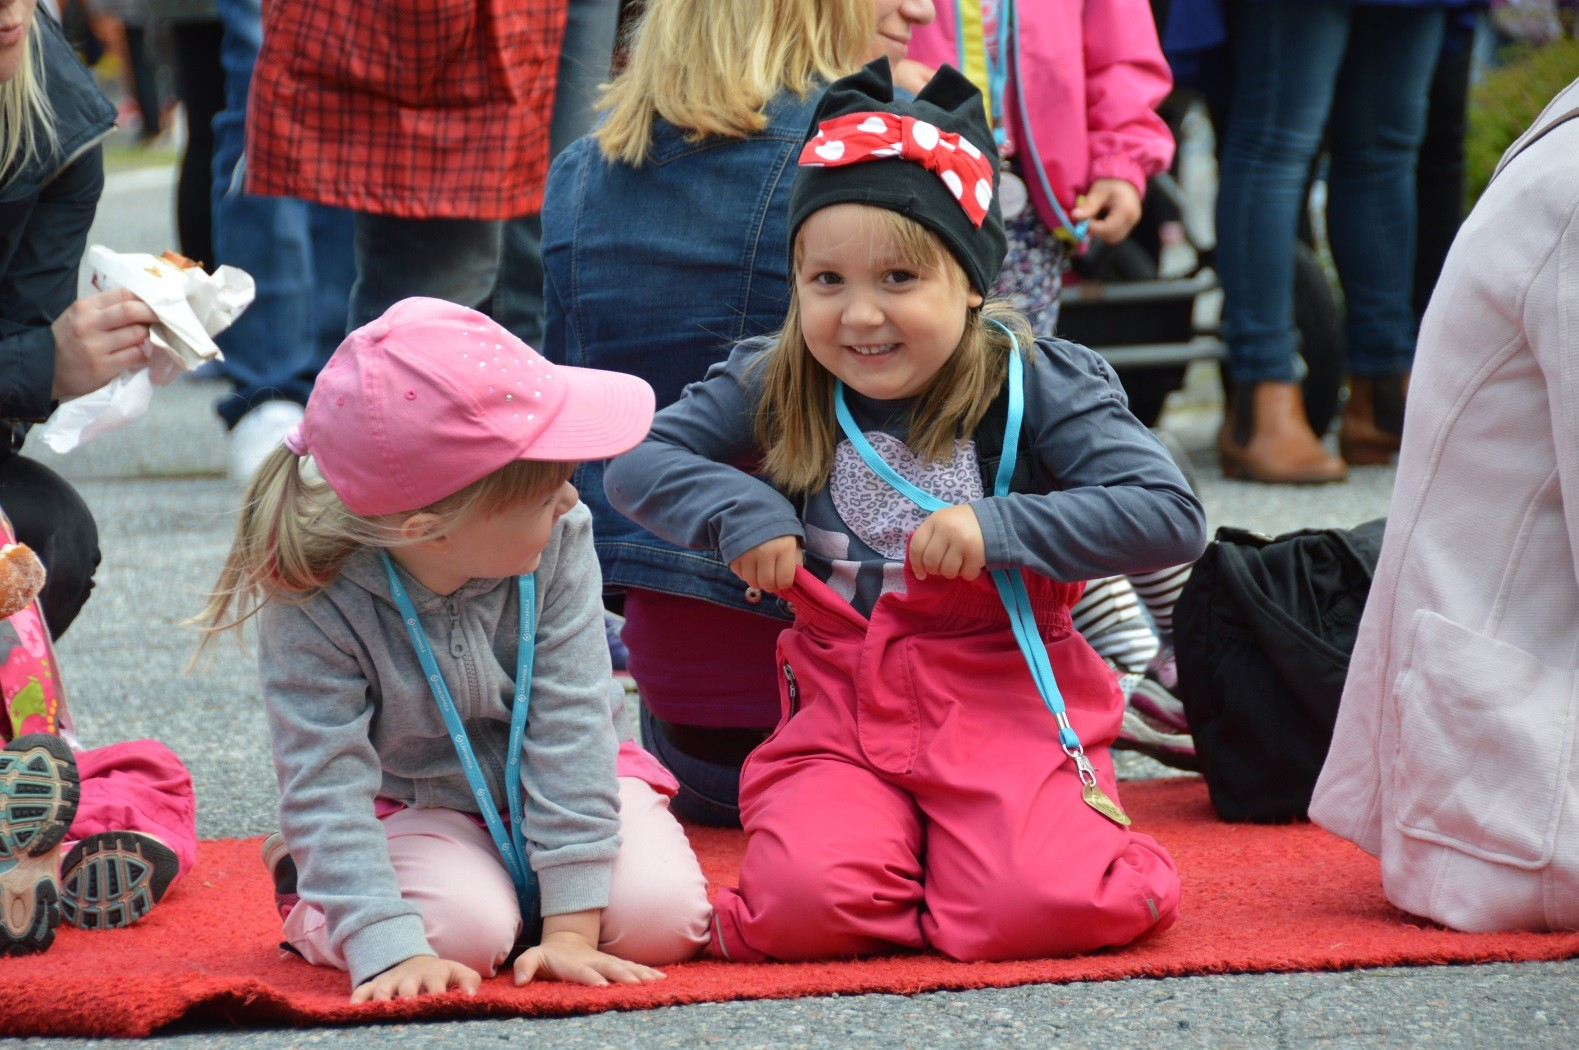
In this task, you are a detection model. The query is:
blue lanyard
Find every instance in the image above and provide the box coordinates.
[380,551,539,919]
[831,332,1103,786]
[952,0,1090,245]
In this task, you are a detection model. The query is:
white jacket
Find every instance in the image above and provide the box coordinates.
[1310,80,1579,932]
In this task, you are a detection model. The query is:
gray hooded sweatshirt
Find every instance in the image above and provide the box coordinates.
[257,503,621,986]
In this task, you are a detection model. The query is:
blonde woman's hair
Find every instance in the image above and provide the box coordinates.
[0,19,59,187]
[189,453,575,662]
[755,209,1034,495]
[596,0,876,165]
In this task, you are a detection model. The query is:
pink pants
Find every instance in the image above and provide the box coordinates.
[284,777,712,976]
[67,739,198,881]
[713,565,1180,963]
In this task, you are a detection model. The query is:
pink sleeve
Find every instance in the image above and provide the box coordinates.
[905,2,958,70]
[1081,0,1176,195]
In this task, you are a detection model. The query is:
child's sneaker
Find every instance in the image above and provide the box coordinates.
[0,734,80,955]
[1144,642,1179,693]
[59,830,179,930]
[1113,672,1199,772]
[260,831,299,922]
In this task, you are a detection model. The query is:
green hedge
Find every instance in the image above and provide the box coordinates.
[1466,37,1579,206]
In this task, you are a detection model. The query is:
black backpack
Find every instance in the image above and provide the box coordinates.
[1173,518,1387,823]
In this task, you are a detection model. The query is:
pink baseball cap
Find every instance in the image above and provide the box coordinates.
[284,297,655,515]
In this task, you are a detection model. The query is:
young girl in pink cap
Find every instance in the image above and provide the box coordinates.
[607,60,1206,963]
[193,297,711,1001]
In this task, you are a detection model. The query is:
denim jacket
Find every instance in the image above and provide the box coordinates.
[540,88,826,619]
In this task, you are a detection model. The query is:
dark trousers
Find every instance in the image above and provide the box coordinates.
[0,457,99,640]
[1412,19,1477,324]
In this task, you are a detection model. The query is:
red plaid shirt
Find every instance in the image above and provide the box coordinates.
[247,0,568,220]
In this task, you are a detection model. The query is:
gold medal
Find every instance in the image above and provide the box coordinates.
[1082,782,1131,826]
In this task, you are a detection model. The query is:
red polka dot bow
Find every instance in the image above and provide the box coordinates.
[798,111,996,228]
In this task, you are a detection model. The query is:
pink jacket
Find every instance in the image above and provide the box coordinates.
[908,1,1174,230]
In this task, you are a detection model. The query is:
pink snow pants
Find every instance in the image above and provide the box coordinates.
[712,565,1180,963]
[68,739,198,879]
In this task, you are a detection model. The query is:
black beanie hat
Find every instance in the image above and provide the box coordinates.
[788,58,1006,297]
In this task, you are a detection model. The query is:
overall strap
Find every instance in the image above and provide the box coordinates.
[832,331,1114,802]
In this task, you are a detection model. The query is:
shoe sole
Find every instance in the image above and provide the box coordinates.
[1115,711,1201,773]
[60,831,179,931]
[0,734,81,954]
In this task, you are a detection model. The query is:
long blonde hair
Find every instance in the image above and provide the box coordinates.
[189,450,574,660]
[755,209,1034,495]
[0,19,59,187]
[596,0,877,165]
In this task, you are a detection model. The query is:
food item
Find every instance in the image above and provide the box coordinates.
[160,250,204,271]
[0,543,45,621]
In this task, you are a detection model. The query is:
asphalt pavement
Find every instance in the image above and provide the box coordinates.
[2,164,1572,1049]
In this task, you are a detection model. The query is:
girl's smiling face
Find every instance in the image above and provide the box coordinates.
[795,203,981,402]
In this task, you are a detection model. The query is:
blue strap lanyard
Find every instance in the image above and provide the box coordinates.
[952,0,1090,246]
[380,551,540,919]
[831,331,1104,790]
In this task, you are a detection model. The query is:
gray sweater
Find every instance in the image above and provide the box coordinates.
[257,503,621,986]
[605,338,1206,614]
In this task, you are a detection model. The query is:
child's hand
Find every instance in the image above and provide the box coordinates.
[909,506,986,581]
[514,930,666,988]
[729,535,802,593]
[893,58,936,94]
[1072,179,1144,245]
[350,955,481,1003]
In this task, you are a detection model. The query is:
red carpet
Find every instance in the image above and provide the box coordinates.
[3,778,1575,1037]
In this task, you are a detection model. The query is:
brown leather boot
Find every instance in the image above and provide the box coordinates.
[1219,381,1349,484]
[1339,374,1408,466]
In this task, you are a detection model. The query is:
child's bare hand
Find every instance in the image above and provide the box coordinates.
[350,955,481,1003]
[893,58,936,94]
[514,932,666,988]
[729,536,802,593]
[1072,179,1143,245]
[909,505,986,581]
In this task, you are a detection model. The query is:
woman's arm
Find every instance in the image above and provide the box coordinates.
[1081,0,1175,196]
[1,150,157,418]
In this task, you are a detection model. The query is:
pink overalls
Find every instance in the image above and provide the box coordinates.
[712,562,1179,962]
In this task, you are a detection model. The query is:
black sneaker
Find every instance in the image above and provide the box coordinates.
[0,734,81,955]
[60,830,179,930]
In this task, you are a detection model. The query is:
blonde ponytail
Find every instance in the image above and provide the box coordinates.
[188,450,576,664]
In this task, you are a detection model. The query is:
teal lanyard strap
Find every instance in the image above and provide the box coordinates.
[952,0,1089,245]
[1008,15,1089,245]
[832,329,1100,781]
[380,552,539,917]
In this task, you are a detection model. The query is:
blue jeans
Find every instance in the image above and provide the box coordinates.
[638,706,744,828]
[210,0,355,428]
[1216,0,1445,383]
[347,216,502,332]
[490,0,621,348]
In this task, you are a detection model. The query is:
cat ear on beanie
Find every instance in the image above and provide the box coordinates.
[788,57,1007,296]
[912,62,984,115]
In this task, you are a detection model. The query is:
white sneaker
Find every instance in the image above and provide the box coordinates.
[228,401,305,483]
